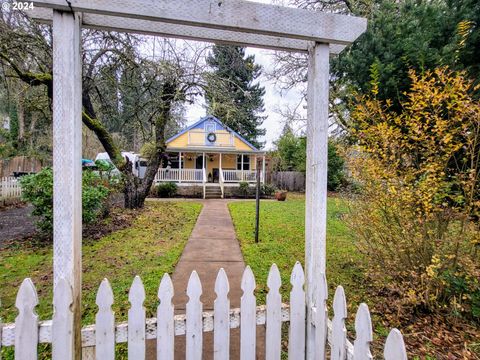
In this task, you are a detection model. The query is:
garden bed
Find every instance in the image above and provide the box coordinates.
[228,194,480,359]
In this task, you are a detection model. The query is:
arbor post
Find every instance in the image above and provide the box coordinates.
[305,42,330,360]
[52,10,83,360]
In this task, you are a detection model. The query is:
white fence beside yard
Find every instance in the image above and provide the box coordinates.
[0,177,22,199]
[0,263,407,359]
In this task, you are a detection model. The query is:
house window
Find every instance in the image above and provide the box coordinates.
[167,154,183,169]
[237,155,250,170]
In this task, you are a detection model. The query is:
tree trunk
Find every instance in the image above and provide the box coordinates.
[121,79,175,209]
[17,95,25,141]
[124,177,148,208]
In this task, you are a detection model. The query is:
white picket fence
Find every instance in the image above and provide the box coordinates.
[0,263,408,359]
[0,177,22,199]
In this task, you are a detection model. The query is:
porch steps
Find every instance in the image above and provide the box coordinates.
[204,184,222,199]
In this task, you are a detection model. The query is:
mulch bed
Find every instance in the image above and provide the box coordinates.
[1,205,144,250]
[370,288,480,359]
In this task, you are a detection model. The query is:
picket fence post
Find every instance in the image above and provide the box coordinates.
[214,268,230,360]
[15,278,38,360]
[96,279,115,360]
[314,272,328,360]
[240,266,256,360]
[186,271,203,360]
[266,264,282,360]
[52,278,74,360]
[288,262,305,360]
[384,329,408,360]
[157,273,174,360]
[331,286,347,360]
[353,303,373,360]
[128,276,146,359]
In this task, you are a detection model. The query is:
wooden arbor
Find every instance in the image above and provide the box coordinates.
[30,1,367,358]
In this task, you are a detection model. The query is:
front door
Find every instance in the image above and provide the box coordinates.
[195,155,203,169]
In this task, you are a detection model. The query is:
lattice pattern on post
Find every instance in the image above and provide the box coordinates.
[1,265,408,359]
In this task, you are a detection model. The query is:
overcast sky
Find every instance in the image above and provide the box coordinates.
[184,47,305,150]
[183,0,306,150]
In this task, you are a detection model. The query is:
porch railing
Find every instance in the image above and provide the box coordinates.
[1,263,407,359]
[222,169,259,183]
[154,168,203,183]
[0,176,22,199]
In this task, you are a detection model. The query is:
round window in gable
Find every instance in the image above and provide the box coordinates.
[207,133,217,143]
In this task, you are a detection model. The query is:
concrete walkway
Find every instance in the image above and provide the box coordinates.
[172,199,245,311]
[147,199,265,359]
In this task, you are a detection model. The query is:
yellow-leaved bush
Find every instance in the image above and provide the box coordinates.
[347,68,480,320]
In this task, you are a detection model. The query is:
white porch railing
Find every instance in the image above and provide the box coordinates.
[154,168,203,183]
[1,263,407,359]
[0,177,22,199]
[222,169,259,183]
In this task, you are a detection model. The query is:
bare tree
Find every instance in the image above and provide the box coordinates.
[0,9,210,208]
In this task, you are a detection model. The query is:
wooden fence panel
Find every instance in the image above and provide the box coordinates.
[14,278,38,360]
[214,269,230,360]
[157,274,174,360]
[128,276,146,360]
[288,262,305,360]
[186,271,202,360]
[240,266,256,360]
[266,264,281,360]
[266,171,305,192]
[95,279,115,360]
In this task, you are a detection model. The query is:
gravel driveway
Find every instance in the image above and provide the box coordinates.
[0,205,37,247]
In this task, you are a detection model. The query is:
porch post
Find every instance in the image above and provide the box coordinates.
[179,151,182,183]
[305,43,330,360]
[219,152,222,170]
[241,153,244,181]
[52,10,82,360]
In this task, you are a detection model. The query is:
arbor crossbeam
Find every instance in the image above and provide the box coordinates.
[31,0,366,48]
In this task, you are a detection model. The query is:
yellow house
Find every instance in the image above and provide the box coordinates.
[155,116,266,198]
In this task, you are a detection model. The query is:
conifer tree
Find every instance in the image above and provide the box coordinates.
[205,45,266,148]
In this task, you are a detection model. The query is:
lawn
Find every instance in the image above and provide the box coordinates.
[0,200,202,326]
[228,194,366,311]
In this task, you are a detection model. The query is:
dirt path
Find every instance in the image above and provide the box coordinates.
[0,205,37,247]
[146,199,265,359]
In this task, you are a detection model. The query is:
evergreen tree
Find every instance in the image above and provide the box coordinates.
[205,45,266,148]
[333,0,480,112]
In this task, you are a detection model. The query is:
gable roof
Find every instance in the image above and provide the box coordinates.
[166,115,259,151]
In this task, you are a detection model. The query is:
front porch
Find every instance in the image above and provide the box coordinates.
[154,151,265,198]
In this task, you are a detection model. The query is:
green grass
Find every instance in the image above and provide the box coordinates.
[228,194,366,311]
[0,200,202,326]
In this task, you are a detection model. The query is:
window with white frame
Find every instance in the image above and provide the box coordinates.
[236,154,250,170]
